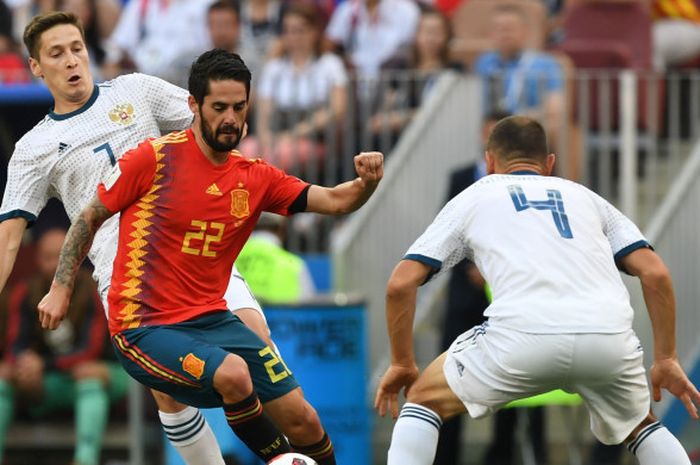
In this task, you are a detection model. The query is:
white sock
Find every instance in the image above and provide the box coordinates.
[387,403,443,465]
[159,406,225,465]
[628,421,691,465]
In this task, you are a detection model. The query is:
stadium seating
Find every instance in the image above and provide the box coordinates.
[557,2,663,134]
[449,0,547,69]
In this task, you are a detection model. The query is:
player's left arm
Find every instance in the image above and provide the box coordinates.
[37,196,115,330]
[375,259,432,419]
[305,151,383,215]
[621,248,700,419]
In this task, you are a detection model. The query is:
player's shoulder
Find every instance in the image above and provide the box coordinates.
[14,115,54,155]
[230,152,268,168]
[149,130,189,148]
[99,72,149,93]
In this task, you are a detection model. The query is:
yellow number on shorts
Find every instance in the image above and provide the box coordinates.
[181,220,226,257]
[259,346,292,383]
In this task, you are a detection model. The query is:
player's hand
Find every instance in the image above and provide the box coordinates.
[37,282,71,330]
[651,357,700,419]
[374,363,419,420]
[354,152,384,186]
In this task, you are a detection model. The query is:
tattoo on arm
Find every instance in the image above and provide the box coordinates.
[54,197,114,289]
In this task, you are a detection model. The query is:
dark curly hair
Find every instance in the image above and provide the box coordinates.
[188,49,251,105]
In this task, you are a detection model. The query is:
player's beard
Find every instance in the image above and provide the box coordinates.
[200,117,241,153]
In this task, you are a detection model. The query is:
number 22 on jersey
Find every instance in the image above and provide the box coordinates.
[181,220,226,257]
[508,185,573,239]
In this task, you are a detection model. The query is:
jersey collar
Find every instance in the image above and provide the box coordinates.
[509,170,540,175]
[49,84,100,121]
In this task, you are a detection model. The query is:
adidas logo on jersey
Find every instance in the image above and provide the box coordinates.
[58,142,70,154]
[206,183,223,196]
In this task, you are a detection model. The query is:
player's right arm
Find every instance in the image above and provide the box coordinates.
[38,195,114,330]
[375,259,429,419]
[0,218,28,293]
[38,141,157,330]
[376,197,471,418]
[620,248,700,419]
[0,141,51,294]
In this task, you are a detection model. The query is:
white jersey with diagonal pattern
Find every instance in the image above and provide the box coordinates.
[1,73,192,299]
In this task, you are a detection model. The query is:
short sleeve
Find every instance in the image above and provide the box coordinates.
[137,73,193,133]
[0,143,50,225]
[97,140,157,214]
[544,56,564,92]
[590,190,650,264]
[253,160,310,215]
[257,60,280,100]
[398,1,420,44]
[325,2,352,45]
[404,196,471,282]
[106,0,140,54]
[322,54,349,87]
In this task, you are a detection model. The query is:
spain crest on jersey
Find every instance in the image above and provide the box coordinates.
[182,353,205,379]
[231,185,250,219]
[109,103,135,125]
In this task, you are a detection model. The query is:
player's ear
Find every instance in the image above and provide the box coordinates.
[187,95,199,117]
[544,153,556,175]
[28,57,43,79]
[485,151,496,175]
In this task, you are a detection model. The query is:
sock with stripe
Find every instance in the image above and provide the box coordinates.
[0,380,14,460]
[74,379,109,465]
[159,406,225,465]
[627,421,691,465]
[387,403,443,465]
[224,392,291,461]
[290,431,336,465]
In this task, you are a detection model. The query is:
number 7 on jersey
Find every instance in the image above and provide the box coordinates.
[508,185,574,239]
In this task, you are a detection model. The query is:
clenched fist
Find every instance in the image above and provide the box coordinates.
[354,151,384,186]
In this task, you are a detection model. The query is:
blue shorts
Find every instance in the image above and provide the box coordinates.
[112,311,299,408]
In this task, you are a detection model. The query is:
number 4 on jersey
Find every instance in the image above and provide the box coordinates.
[508,185,574,239]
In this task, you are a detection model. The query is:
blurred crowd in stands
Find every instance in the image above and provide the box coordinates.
[1,1,700,464]
[1,0,698,181]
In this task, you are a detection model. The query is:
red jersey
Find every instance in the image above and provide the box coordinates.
[98,129,309,335]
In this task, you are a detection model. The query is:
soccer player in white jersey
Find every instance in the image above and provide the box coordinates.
[375,116,700,465]
[0,12,267,465]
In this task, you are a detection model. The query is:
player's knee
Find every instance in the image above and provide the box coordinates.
[282,400,324,443]
[151,389,188,413]
[405,375,435,406]
[213,354,253,402]
[625,411,658,444]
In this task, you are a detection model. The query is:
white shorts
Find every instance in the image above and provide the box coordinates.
[443,323,650,445]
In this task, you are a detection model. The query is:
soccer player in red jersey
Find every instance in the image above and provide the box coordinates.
[37,49,384,464]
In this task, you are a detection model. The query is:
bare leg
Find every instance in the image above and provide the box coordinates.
[387,353,466,465]
[233,307,273,347]
[264,387,336,464]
